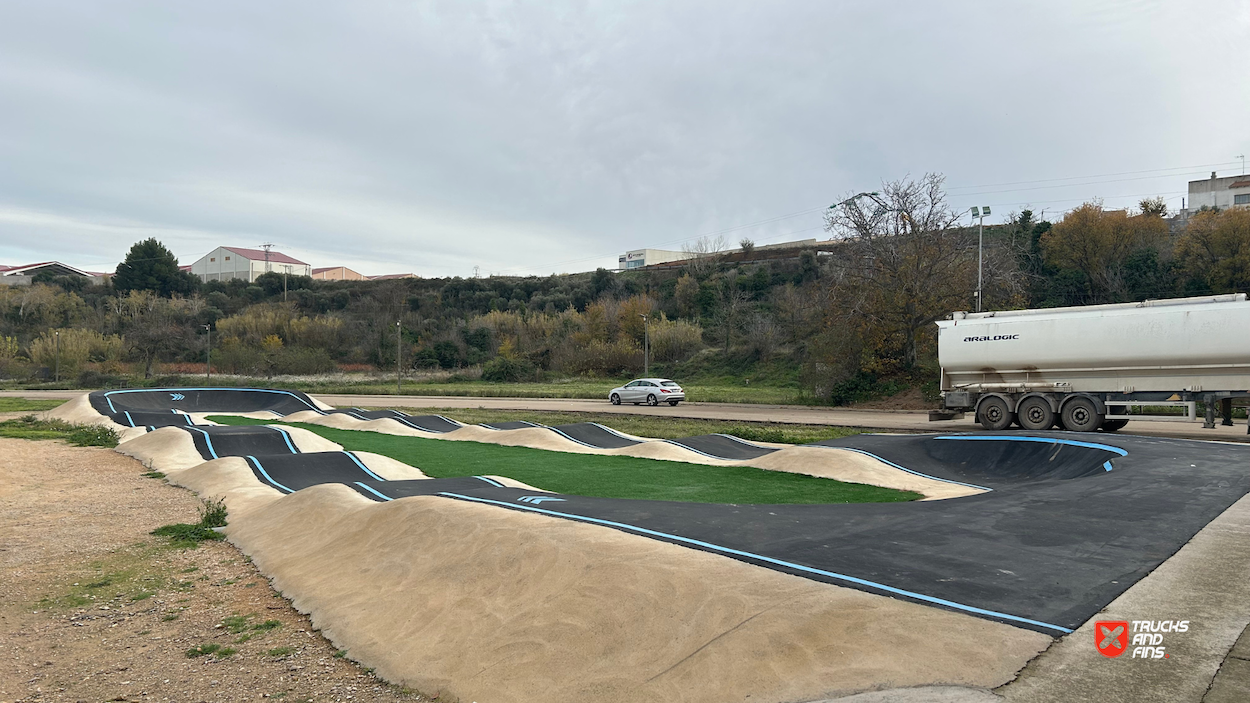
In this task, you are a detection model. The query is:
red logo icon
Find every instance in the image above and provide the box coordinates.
[1096,621,1129,657]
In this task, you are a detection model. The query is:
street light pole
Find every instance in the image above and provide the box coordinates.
[396,320,402,395]
[204,325,212,381]
[54,330,60,383]
[640,314,649,376]
[970,205,991,312]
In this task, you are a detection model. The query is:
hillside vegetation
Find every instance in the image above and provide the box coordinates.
[2,176,1246,405]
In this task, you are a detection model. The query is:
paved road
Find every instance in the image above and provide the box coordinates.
[6,389,1248,442]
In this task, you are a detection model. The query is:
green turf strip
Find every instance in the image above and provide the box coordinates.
[207,416,920,505]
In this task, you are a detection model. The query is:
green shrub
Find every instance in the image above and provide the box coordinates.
[151,498,228,548]
[481,356,537,382]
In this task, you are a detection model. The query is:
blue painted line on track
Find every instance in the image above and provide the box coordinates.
[344,452,385,481]
[353,482,394,501]
[246,455,294,493]
[271,426,299,454]
[474,476,506,488]
[123,411,136,427]
[188,427,219,459]
[934,435,1129,457]
[1104,461,1114,472]
[435,491,1074,634]
[101,387,317,413]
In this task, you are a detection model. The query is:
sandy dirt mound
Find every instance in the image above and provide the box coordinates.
[281,425,343,453]
[752,446,983,500]
[39,393,111,425]
[225,485,1050,703]
[116,427,207,471]
[351,451,429,480]
[165,456,285,515]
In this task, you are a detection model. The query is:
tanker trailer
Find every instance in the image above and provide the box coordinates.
[934,293,1250,432]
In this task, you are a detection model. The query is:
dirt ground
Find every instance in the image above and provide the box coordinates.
[0,437,430,703]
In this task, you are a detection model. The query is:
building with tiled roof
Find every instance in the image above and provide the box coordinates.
[0,261,107,286]
[189,246,312,283]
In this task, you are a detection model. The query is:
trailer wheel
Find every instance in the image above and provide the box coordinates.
[1061,397,1103,432]
[1017,396,1055,431]
[976,396,1014,431]
[1100,419,1129,432]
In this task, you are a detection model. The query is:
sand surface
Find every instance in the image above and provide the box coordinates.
[223,483,1050,703]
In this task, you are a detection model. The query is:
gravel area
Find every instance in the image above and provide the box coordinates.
[0,437,432,703]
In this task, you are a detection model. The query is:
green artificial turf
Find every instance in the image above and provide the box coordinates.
[207,416,920,505]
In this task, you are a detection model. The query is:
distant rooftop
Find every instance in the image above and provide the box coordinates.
[222,246,309,266]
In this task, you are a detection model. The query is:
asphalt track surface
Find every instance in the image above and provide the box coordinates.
[90,387,1250,636]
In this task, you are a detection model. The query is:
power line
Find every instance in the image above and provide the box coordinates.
[945,160,1240,190]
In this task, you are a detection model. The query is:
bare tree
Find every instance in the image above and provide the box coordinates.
[682,235,727,276]
[824,174,975,368]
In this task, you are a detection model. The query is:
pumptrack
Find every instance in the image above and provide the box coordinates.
[84,387,1250,636]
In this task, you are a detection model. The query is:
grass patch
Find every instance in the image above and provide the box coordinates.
[151,498,228,548]
[142,470,166,479]
[185,640,222,655]
[267,646,296,657]
[0,415,119,446]
[0,397,65,412]
[209,417,919,504]
[38,543,178,611]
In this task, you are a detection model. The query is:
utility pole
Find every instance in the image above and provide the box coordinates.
[1239,154,1247,175]
[639,314,649,376]
[54,330,60,383]
[261,243,274,276]
[970,206,991,312]
[396,320,402,395]
[282,265,290,302]
[204,324,212,381]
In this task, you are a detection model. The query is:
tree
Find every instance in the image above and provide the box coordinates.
[1139,197,1169,218]
[673,274,700,318]
[113,239,199,297]
[113,291,194,377]
[1041,203,1169,303]
[1175,208,1250,294]
[824,174,974,368]
[739,238,756,256]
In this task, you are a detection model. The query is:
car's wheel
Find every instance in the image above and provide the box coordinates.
[646,394,658,406]
[1016,396,1055,431]
[668,400,679,406]
[610,393,620,405]
[1101,419,1129,432]
[976,396,1014,431]
[1060,396,1103,433]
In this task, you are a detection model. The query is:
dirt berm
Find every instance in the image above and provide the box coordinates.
[210,480,1049,703]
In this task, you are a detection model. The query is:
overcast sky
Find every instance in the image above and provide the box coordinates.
[1,1,1248,278]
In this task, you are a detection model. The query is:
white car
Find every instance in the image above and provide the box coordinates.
[609,378,685,406]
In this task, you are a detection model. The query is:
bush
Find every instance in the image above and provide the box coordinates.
[481,356,537,382]
[649,318,704,362]
[151,498,228,548]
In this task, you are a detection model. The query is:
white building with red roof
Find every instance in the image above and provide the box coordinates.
[189,246,311,283]
[0,261,108,286]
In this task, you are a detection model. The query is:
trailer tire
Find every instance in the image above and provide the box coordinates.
[1061,396,1103,432]
[1100,419,1129,432]
[1017,396,1055,431]
[976,396,1014,431]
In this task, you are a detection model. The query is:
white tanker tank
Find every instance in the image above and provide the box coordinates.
[935,294,1250,432]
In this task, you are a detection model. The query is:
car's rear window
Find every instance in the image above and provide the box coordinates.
[661,381,679,387]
